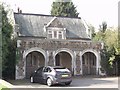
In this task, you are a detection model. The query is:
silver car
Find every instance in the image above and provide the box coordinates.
[30,66,72,86]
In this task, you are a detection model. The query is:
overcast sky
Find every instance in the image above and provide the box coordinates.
[2,0,119,30]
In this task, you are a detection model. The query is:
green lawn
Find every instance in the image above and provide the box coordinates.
[0,84,10,90]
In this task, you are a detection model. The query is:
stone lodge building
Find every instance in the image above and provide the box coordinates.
[13,13,103,79]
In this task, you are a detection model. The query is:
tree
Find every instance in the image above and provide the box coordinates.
[99,21,107,33]
[0,2,2,79]
[51,0,79,18]
[93,26,119,75]
[106,28,120,75]
[97,21,107,41]
[1,3,16,79]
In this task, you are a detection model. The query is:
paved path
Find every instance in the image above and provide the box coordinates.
[6,76,118,88]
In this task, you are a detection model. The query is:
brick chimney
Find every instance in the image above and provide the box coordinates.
[17,7,22,13]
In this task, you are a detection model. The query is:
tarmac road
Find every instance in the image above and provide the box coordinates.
[6,76,118,89]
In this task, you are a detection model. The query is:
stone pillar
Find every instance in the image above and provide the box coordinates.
[96,52,99,75]
[46,51,49,66]
[16,49,26,79]
[80,51,83,75]
[75,52,81,75]
[72,51,75,76]
[53,51,55,66]
[44,51,47,67]
[48,51,54,66]
[73,51,76,75]
[98,51,102,75]
[16,59,25,79]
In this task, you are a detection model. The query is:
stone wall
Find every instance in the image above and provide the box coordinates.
[18,38,102,51]
[15,38,102,79]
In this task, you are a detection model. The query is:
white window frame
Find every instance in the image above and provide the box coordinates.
[48,30,53,38]
[47,27,66,39]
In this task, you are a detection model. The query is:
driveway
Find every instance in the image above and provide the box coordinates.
[6,76,118,88]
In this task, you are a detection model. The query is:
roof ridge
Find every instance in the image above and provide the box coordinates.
[14,12,81,19]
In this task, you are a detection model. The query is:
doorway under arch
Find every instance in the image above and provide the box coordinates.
[26,51,45,78]
[82,52,96,75]
[55,51,72,71]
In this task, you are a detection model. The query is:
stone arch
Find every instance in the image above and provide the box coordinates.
[54,48,75,73]
[81,49,99,75]
[81,49,98,57]
[23,47,46,59]
[23,47,46,78]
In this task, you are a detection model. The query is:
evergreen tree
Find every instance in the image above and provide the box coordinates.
[51,0,79,18]
[0,2,2,79]
[1,3,16,79]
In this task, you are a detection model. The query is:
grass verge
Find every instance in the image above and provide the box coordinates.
[0,83,10,90]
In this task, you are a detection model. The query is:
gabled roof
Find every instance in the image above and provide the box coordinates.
[46,17,64,28]
[14,13,90,39]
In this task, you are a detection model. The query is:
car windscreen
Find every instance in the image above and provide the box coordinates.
[54,68,70,73]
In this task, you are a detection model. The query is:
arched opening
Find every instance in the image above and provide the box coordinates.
[82,52,96,75]
[26,51,45,78]
[55,51,72,71]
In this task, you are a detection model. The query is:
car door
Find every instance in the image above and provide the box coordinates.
[34,67,44,83]
[43,67,48,80]
[43,67,52,80]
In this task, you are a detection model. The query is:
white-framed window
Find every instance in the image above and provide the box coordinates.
[58,31,63,39]
[48,30,52,38]
[47,28,66,39]
[54,31,57,38]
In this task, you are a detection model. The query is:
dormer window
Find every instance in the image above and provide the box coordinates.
[45,17,66,39]
[47,27,66,39]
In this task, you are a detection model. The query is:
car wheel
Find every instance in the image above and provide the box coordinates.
[30,76,34,83]
[47,78,52,87]
[65,82,71,85]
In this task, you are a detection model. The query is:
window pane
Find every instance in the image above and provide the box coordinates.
[48,30,52,38]
[59,34,62,39]
[58,31,63,39]
[48,30,52,33]
[47,29,66,39]
[59,31,62,34]
[54,31,57,38]
[48,34,52,38]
